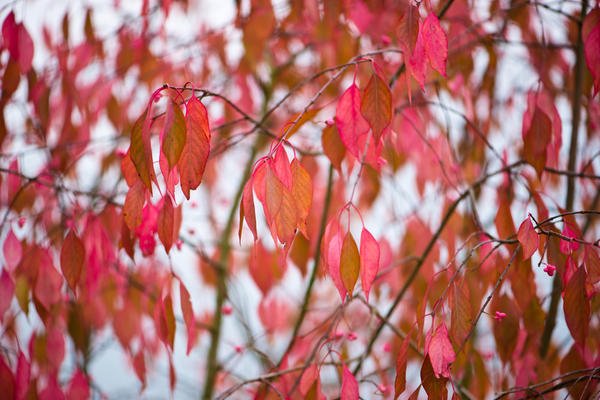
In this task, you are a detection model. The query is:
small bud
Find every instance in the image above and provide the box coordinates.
[234,345,243,354]
[382,342,392,353]
[347,331,357,341]
[222,305,233,315]
[543,264,556,277]
[175,239,183,250]
[380,34,391,45]
[17,216,26,228]
[494,311,507,321]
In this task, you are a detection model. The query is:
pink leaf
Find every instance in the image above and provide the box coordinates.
[272,146,292,189]
[409,20,427,89]
[67,370,90,400]
[239,177,257,242]
[359,228,379,302]
[517,218,538,260]
[422,13,448,77]
[323,218,346,300]
[180,281,198,355]
[178,96,210,199]
[426,322,456,379]
[341,364,359,400]
[15,352,30,400]
[335,83,370,158]
[34,257,63,311]
[3,229,21,271]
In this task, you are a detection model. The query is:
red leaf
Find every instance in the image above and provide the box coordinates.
[129,111,156,193]
[258,292,291,333]
[359,228,379,302]
[2,12,34,73]
[0,356,15,400]
[360,70,392,142]
[523,107,552,177]
[340,232,360,296]
[409,20,427,89]
[272,146,292,189]
[335,83,370,157]
[239,177,257,242]
[300,364,320,396]
[34,259,62,311]
[178,96,210,199]
[517,218,538,260]
[123,181,145,231]
[158,196,175,253]
[0,269,15,317]
[15,351,30,400]
[162,100,187,169]
[584,13,600,96]
[341,364,359,400]
[422,13,448,77]
[426,322,455,379]
[154,294,176,350]
[67,370,90,400]
[3,229,21,271]
[60,230,85,293]
[180,281,197,355]
[563,266,590,347]
[394,335,410,398]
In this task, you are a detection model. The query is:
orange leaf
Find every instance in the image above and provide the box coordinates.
[60,230,85,293]
[291,159,312,237]
[162,100,187,169]
[361,71,392,142]
[340,232,360,295]
[359,228,379,302]
[179,281,197,355]
[265,167,297,246]
[123,181,145,231]
[322,124,345,171]
[523,107,551,177]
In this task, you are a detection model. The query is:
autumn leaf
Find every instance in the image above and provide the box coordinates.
[361,70,392,142]
[239,177,257,242]
[2,12,34,73]
[123,181,145,231]
[341,364,359,400]
[162,100,187,169]
[359,228,379,302]
[563,266,590,347]
[290,158,312,237]
[0,270,15,317]
[60,230,85,293]
[322,124,346,171]
[129,111,156,194]
[422,13,448,77]
[157,196,175,253]
[179,282,197,355]
[583,10,600,96]
[517,217,538,260]
[323,218,346,300]
[426,322,456,379]
[394,334,410,398]
[340,232,360,296]
[336,83,370,157]
[523,107,552,177]
[3,229,22,271]
[178,96,210,199]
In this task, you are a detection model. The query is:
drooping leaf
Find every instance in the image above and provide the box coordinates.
[0,356,15,400]
[123,181,145,231]
[422,13,448,77]
[517,217,538,260]
[2,12,34,73]
[60,230,85,293]
[272,146,293,189]
[15,351,30,400]
[426,322,456,379]
[155,294,176,350]
[178,96,210,199]
[523,107,552,177]
[359,228,379,302]
[239,177,257,242]
[563,266,590,347]
[323,218,346,300]
[341,364,359,400]
[394,334,410,398]
[360,71,392,142]
[300,364,320,397]
[340,232,360,296]
[34,259,62,311]
[265,167,297,246]
[0,270,15,317]
[66,369,90,400]
[409,20,427,89]
[583,13,600,96]
[179,282,197,355]
[335,83,370,157]
[157,196,175,253]
[420,355,448,399]
[129,111,155,193]
[322,124,346,171]
[162,100,187,169]
[3,229,22,271]
[290,158,313,237]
